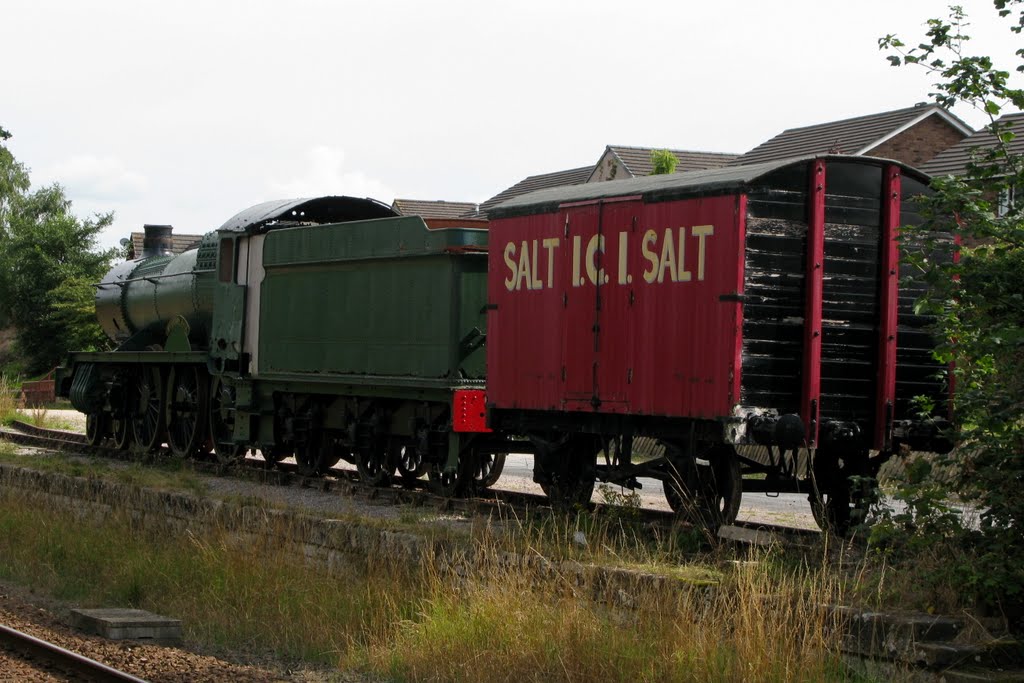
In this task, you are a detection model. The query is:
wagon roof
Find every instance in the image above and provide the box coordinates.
[218,195,398,233]
[489,155,932,218]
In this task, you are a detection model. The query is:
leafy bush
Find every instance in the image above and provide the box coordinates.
[876,0,1024,627]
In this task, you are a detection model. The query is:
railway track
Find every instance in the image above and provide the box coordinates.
[0,622,147,682]
[0,421,820,546]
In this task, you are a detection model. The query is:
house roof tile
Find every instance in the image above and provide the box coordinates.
[392,199,478,219]
[733,104,973,165]
[919,111,1024,176]
[478,166,593,216]
[605,146,738,176]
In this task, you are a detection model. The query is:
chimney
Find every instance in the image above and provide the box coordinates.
[141,224,174,259]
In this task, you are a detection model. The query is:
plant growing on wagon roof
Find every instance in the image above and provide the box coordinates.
[877,0,1024,624]
[650,149,678,175]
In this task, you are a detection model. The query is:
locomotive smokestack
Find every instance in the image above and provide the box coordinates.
[141,224,174,258]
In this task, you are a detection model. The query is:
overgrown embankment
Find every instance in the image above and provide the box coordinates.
[0,456,851,682]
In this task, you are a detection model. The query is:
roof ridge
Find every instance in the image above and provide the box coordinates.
[607,144,738,156]
[776,104,939,134]
[394,198,475,204]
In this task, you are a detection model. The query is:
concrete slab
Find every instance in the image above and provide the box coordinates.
[717,524,778,546]
[70,608,183,643]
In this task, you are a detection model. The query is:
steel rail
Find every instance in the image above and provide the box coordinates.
[1,422,822,544]
[0,622,148,682]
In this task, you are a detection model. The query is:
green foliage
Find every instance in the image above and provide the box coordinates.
[0,125,30,249]
[876,1,1024,626]
[0,130,116,373]
[649,149,678,175]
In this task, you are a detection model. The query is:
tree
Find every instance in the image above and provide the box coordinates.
[649,149,678,175]
[0,130,116,375]
[877,1,1024,623]
[0,125,29,244]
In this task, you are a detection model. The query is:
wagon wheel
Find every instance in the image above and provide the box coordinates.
[664,444,742,528]
[397,445,426,483]
[209,375,245,465]
[473,451,506,490]
[809,449,871,536]
[166,366,209,458]
[85,412,106,446]
[131,365,166,454]
[536,436,598,509]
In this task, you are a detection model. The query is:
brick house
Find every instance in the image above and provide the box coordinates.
[733,103,972,167]
[921,110,1024,214]
[126,232,203,259]
[920,111,1024,176]
[587,146,738,182]
[475,147,739,218]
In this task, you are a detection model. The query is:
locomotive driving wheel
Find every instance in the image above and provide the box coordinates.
[663,443,742,528]
[85,412,106,446]
[166,366,209,458]
[107,371,132,451]
[111,415,130,450]
[131,365,166,454]
[536,435,599,509]
[209,375,245,465]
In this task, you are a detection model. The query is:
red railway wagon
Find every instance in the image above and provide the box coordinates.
[486,155,951,532]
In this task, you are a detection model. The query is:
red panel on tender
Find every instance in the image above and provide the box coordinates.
[488,194,745,419]
[452,389,491,433]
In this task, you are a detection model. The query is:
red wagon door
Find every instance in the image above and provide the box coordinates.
[560,202,600,409]
[559,198,639,413]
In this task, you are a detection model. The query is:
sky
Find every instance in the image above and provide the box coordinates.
[2,0,1022,250]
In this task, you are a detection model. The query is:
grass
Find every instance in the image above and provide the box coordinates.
[0,375,75,430]
[0,375,17,424]
[0,485,860,682]
[0,449,210,497]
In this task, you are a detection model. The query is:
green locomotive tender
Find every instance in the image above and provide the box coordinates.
[58,196,506,494]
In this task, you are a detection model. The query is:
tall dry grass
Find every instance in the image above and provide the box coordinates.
[366,542,847,683]
[0,486,854,681]
[0,375,17,424]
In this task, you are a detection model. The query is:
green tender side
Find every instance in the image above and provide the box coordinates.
[258,217,488,382]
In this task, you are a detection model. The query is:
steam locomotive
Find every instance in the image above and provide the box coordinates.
[57,155,953,533]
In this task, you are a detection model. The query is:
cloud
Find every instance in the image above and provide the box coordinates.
[268,146,395,203]
[35,155,149,201]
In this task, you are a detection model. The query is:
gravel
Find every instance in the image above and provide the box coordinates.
[0,581,293,682]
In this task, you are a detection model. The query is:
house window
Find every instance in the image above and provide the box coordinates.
[997,185,1019,217]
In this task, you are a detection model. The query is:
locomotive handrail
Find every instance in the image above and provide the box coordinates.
[92,270,201,288]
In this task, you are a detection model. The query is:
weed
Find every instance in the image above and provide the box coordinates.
[0,375,18,424]
[0,488,855,681]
